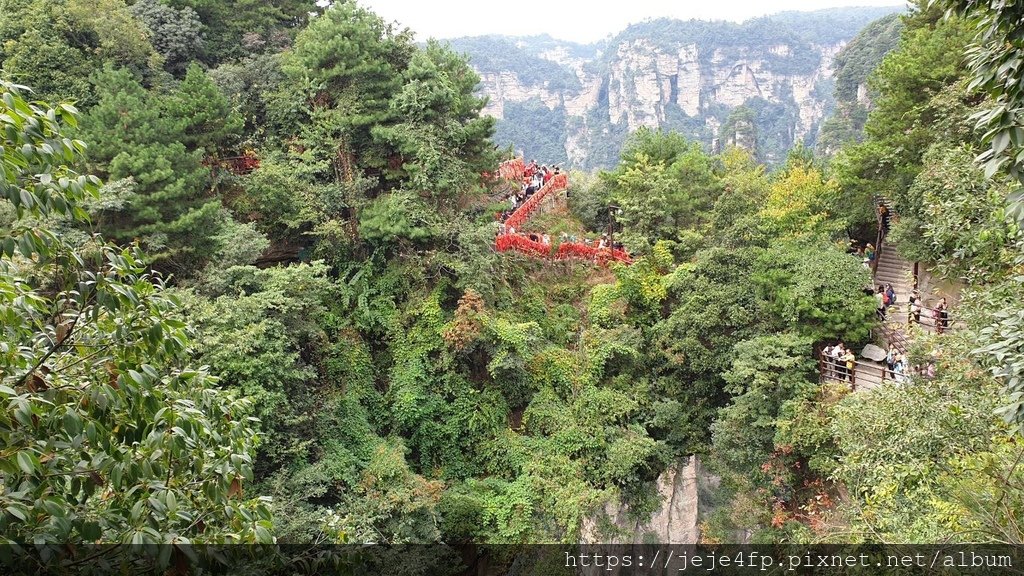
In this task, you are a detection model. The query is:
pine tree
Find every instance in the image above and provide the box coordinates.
[80,67,222,268]
[163,63,243,154]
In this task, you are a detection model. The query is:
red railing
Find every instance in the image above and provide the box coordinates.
[496,233,551,258]
[498,157,525,182]
[555,241,632,265]
[495,235,632,266]
[493,166,631,268]
[503,173,568,231]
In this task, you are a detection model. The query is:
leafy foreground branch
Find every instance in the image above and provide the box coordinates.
[0,82,271,552]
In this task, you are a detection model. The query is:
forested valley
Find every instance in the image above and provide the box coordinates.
[1,0,1023,572]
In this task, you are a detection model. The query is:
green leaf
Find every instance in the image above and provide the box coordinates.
[16,451,39,475]
[5,505,28,522]
[254,524,273,544]
[81,521,102,541]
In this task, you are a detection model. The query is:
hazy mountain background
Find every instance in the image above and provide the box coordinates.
[446,6,904,169]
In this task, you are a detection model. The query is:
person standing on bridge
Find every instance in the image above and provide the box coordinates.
[936,297,949,334]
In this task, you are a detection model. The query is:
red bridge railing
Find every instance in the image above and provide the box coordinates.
[493,169,631,267]
[504,173,567,231]
[498,157,525,182]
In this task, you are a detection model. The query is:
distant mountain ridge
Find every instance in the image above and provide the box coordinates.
[446,6,903,169]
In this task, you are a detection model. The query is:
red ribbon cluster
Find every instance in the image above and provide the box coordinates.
[495,236,632,266]
[555,242,632,265]
[498,158,525,182]
[495,234,551,258]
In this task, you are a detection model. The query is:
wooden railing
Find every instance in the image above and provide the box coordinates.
[819,353,893,390]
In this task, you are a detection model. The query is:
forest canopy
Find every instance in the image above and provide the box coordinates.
[1,0,1023,572]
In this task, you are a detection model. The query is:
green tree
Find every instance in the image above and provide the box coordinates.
[0,81,270,549]
[0,0,160,103]
[832,4,974,230]
[79,66,224,269]
[371,41,496,199]
[931,0,1024,200]
[601,128,722,250]
[283,1,414,178]
[759,161,844,240]
[162,63,244,153]
[712,334,817,475]
[166,0,318,64]
[129,0,205,75]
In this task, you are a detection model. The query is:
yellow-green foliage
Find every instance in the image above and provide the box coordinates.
[529,348,592,396]
[587,283,625,328]
[760,164,843,240]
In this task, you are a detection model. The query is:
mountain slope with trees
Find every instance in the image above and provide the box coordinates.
[448,6,902,169]
[1,0,1023,570]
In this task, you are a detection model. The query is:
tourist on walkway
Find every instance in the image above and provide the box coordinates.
[885,345,898,381]
[876,286,887,321]
[842,347,856,385]
[884,283,896,308]
[893,353,908,384]
[825,344,842,380]
[832,343,847,381]
[936,297,949,334]
[823,344,835,379]
[908,296,922,325]
[878,202,891,237]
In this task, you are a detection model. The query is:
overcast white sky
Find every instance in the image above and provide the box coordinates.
[357,1,907,43]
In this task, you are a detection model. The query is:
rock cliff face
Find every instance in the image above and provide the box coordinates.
[448,7,901,169]
[580,456,718,546]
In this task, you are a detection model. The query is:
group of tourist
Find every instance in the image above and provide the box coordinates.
[558,232,624,252]
[493,156,632,266]
[908,295,950,332]
[821,341,917,387]
[858,242,877,269]
[505,160,560,212]
[873,283,898,320]
[822,342,857,383]
[884,344,912,384]
[871,284,951,333]
[817,200,954,389]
